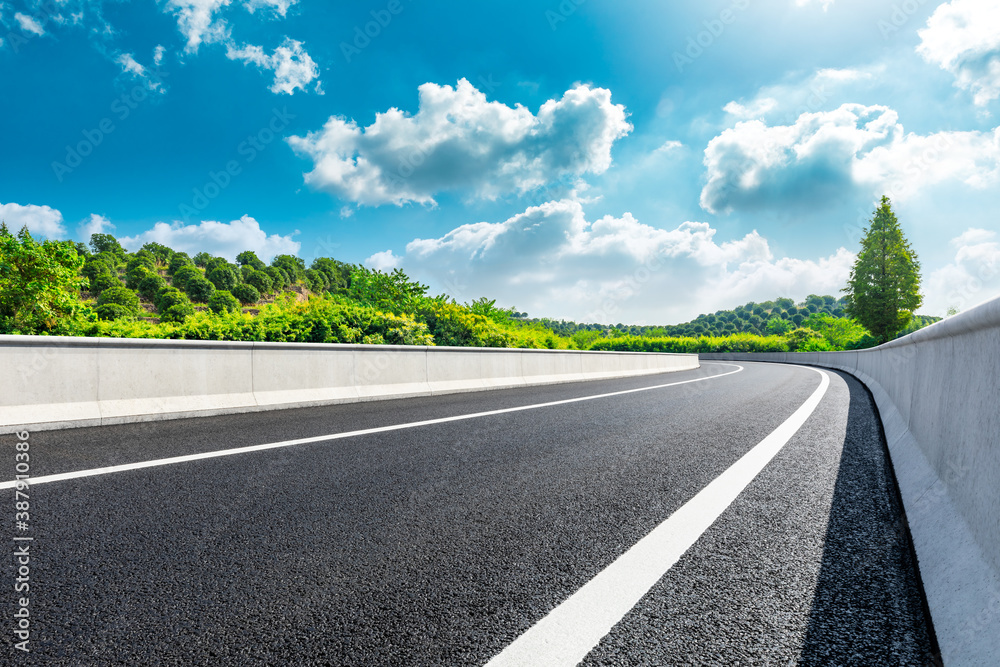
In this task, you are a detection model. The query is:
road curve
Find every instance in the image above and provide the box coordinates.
[5,361,935,665]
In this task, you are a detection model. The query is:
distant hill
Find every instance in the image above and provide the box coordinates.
[526,295,941,340]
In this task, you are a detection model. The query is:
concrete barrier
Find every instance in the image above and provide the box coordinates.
[702,295,1000,665]
[1,336,698,433]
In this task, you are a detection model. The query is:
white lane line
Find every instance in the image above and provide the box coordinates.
[0,363,744,490]
[485,365,830,667]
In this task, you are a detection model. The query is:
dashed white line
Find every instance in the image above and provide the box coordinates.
[0,363,743,490]
[485,365,830,667]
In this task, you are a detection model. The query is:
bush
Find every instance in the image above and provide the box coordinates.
[95,303,134,321]
[89,273,121,295]
[138,274,167,301]
[82,256,114,282]
[172,265,202,290]
[193,252,213,267]
[265,266,289,290]
[126,254,156,274]
[167,253,193,276]
[97,286,140,312]
[231,283,260,305]
[161,302,195,323]
[125,266,153,290]
[244,269,274,295]
[207,266,237,291]
[155,288,188,313]
[236,250,266,270]
[186,276,215,303]
[208,290,240,314]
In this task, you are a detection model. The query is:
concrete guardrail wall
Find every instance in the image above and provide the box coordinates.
[702,294,1000,665]
[0,335,698,433]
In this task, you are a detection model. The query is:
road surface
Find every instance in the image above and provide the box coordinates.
[4,361,936,665]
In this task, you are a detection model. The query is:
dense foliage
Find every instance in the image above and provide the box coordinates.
[0,228,940,352]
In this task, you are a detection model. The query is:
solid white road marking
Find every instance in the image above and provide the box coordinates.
[0,363,744,490]
[485,365,830,667]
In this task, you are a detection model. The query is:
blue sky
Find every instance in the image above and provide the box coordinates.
[2,0,999,323]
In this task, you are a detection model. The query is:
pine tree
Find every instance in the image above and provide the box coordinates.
[843,196,922,344]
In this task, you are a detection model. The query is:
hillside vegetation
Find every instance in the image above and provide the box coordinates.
[0,225,940,352]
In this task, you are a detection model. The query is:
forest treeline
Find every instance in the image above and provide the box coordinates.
[0,226,939,352]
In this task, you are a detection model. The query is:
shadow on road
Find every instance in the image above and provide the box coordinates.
[797,371,940,666]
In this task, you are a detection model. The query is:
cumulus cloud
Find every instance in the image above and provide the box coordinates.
[226,38,319,95]
[365,249,401,272]
[701,103,1000,213]
[77,214,114,241]
[918,0,1000,106]
[723,97,778,119]
[287,79,632,207]
[164,0,231,53]
[383,199,854,324]
[925,228,1000,315]
[118,215,299,261]
[14,12,45,36]
[0,202,66,238]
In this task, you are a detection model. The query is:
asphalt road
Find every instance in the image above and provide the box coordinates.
[5,361,936,665]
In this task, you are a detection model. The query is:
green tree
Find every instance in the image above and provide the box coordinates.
[208,290,240,314]
[236,250,266,270]
[843,196,922,344]
[0,225,88,333]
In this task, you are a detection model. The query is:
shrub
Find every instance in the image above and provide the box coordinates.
[231,283,260,305]
[167,253,193,276]
[236,250,266,270]
[125,266,153,290]
[207,266,237,291]
[97,286,140,312]
[193,252,213,267]
[89,273,121,295]
[186,276,215,303]
[208,290,240,314]
[244,269,274,294]
[155,287,188,313]
[138,274,168,301]
[172,265,202,290]
[267,266,290,290]
[82,256,114,282]
[126,254,156,274]
[161,302,195,323]
[95,303,134,321]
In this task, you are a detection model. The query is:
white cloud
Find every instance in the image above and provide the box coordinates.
[116,52,165,92]
[0,202,66,238]
[388,199,854,323]
[701,103,1000,213]
[119,215,299,261]
[153,44,166,67]
[287,78,632,207]
[925,228,1000,315]
[77,214,114,241]
[243,0,295,16]
[14,12,45,36]
[365,250,401,272]
[723,97,778,119]
[226,38,319,95]
[918,0,1000,106]
[164,0,231,53]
